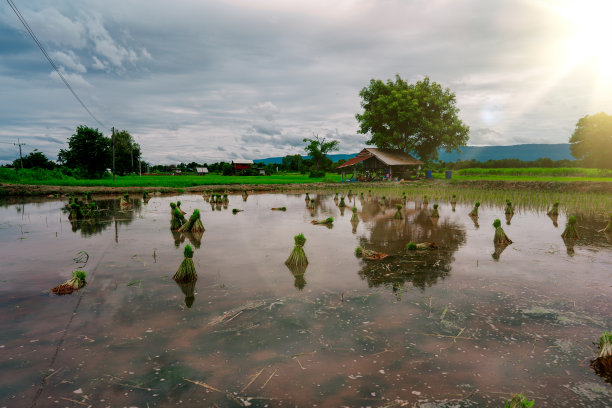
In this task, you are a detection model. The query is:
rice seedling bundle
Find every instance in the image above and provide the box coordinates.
[504,393,535,408]
[120,193,131,208]
[394,204,403,219]
[311,217,334,225]
[173,244,197,283]
[505,200,514,215]
[561,215,578,239]
[179,209,205,232]
[271,207,287,211]
[339,196,346,207]
[176,200,186,215]
[406,242,438,250]
[470,201,480,217]
[354,246,388,260]
[431,203,440,218]
[285,233,308,267]
[493,219,512,245]
[170,208,185,230]
[52,270,87,295]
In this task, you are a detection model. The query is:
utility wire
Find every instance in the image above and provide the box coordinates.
[6,0,107,130]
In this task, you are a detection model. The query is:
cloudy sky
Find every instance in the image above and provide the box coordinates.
[1,0,611,164]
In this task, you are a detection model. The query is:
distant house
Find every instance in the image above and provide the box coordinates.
[232,159,254,170]
[196,167,209,175]
[336,148,423,181]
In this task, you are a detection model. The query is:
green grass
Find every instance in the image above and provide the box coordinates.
[0,168,341,187]
[450,167,612,180]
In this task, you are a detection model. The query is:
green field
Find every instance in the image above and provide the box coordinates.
[434,167,612,182]
[0,168,341,187]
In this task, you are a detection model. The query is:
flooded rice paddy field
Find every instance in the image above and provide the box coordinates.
[0,191,611,407]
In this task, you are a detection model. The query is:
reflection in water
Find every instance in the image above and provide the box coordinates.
[184,231,204,249]
[357,207,466,290]
[505,213,514,225]
[176,281,196,308]
[67,198,141,237]
[492,243,510,261]
[286,263,307,291]
[171,230,185,247]
[469,214,480,229]
[563,237,577,256]
[548,213,559,227]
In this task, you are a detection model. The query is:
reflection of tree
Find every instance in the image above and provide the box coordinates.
[68,198,141,237]
[357,209,466,290]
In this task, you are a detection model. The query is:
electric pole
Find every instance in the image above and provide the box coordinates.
[14,138,25,170]
[112,127,115,182]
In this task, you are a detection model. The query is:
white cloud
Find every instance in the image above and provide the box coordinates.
[50,50,86,73]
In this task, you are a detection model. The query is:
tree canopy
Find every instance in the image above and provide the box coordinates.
[113,130,141,175]
[13,149,55,169]
[58,125,111,178]
[569,112,612,169]
[303,134,339,170]
[355,75,469,163]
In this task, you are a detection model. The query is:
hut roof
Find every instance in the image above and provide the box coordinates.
[336,148,423,169]
[232,159,254,165]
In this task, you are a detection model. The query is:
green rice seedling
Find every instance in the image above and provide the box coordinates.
[305,193,310,203]
[394,204,403,219]
[504,393,534,408]
[591,331,612,381]
[547,202,560,216]
[311,217,334,225]
[339,196,346,207]
[271,207,287,211]
[360,192,364,199]
[309,199,316,209]
[355,246,388,260]
[406,242,417,250]
[223,193,229,204]
[52,270,87,295]
[85,191,92,201]
[381,195,386,206]
[179,209,205,233]
[561,215,578,239]
[431,203,440,218]
[176,200,186,215]
[423,195,429,205]
[170,208,185,230]
[505,200,514,215]
[143,191,149,199]
[173,244,197,283]
[469,201,480,217]
[285,233,308,267]
[493,219,512,245]
[232,208,243,214]
[351,206,359,223]
[334,192,339,200]
[450,194,457,211]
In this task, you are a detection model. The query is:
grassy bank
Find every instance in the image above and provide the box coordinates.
[446,167,612,182]
[0,168,340,187]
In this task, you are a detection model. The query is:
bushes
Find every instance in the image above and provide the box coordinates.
[308,170,326,178]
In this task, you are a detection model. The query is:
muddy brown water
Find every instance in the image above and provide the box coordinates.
[0,193,611,407]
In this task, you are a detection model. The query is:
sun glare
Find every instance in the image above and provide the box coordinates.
[554,0,612,83]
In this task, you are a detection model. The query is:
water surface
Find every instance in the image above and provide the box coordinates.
[1,192,611,407]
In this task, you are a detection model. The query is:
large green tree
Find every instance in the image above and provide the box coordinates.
[569,112,612,169]
[13,149,55,169]
[355,75,469,163]
[58,125,111,177]
[113,130,142,175]
[303,134,339,170]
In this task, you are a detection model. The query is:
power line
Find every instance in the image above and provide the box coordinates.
[6,0,107,130]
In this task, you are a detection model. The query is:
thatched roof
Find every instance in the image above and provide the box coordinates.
[336,148,423,169]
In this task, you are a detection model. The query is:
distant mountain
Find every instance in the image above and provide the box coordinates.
[254,144,573,164]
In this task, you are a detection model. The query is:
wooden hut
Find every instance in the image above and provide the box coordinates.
[232,159,254,170]
[336,148,423,181]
